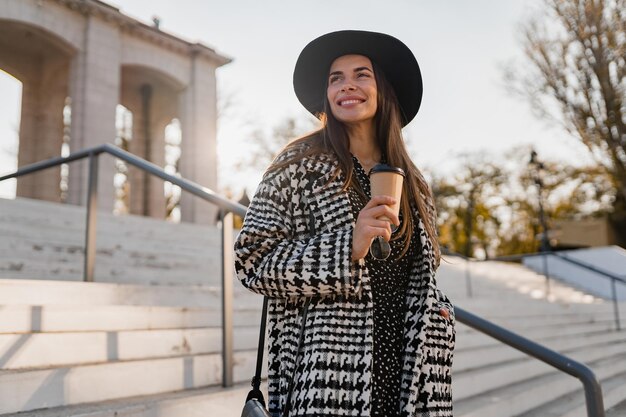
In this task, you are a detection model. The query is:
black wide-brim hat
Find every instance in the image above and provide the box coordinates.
[293,30,423,127]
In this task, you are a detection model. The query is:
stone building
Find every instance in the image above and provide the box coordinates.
[0,0,231,223]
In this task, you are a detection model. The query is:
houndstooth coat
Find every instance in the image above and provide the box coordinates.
[234,147,455,417]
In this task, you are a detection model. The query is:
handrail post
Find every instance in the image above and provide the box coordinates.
[611,279,621,331]
[84,152,98,282]
[580,366,607,417]
[465,257,473,298]
[542,252,551,298]
[221,210,234,387]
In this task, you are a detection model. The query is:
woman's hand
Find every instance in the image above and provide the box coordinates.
[352,195,400,261]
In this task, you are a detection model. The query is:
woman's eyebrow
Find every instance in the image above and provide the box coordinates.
[329,67,373,77]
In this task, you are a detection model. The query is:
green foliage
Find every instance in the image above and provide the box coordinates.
[433,147,614,258]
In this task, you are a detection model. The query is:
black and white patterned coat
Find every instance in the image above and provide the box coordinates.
[234,147,455,417]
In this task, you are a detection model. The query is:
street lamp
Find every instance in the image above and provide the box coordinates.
[529,150,551,253]
[529,150,551,297]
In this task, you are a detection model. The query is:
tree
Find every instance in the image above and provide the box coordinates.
[507,0,626,244]
[432,153,506,258]
[434,147,615,257]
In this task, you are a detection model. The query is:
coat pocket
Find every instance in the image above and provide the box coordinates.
[433,288,456,351]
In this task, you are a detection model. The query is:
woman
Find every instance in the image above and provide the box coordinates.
[234,30,455,417]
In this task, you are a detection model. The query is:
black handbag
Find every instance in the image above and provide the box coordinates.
[241,295,311,417]
[240,295,272,417]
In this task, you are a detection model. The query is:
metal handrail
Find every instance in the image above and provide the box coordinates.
[1,146,606,415]
[457,307,605,416]
[0,143,246,387]
[0,143,247,217]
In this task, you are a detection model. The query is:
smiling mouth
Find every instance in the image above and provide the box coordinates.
[339,99,365,106]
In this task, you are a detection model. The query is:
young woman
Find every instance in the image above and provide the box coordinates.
[235,30,455,417]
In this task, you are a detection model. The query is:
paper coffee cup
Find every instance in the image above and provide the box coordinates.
[369,164,405,222]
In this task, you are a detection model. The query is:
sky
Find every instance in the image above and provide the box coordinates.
[0,0,596,198]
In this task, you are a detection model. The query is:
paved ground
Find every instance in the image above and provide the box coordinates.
[202,384,251,416]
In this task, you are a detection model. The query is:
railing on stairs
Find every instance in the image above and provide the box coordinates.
[0,143,247,388]
[457,307,605,417]
[444,248,626,331]
[0,145,606,416]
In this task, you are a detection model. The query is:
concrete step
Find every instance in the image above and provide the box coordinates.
[516,368,626,416]
[0,218,220,258]
[0,326,261,369]
[0,383,255,417]
[0,197,225,285]
[0,304,261,333]
[0,197,218,241]
[454,337,626,401]
[0,225,219,254]
[0,278,260,307]
[456,319,617,350]
[455,296,611,313]
[454,351,626,417]
[450,259,608,304]
[0,256,219,285]
[455,309,616,327]
[0,350,262,415]
[0,229,223,263]
[454,329,626,373]
[607,395,626,417]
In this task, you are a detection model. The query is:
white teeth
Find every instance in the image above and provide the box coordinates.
[340,99,362,106]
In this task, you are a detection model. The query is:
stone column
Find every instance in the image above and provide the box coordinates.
[148,118,171,219]
[150,89,179,220]
[178,53,219,225]
[122,81,176,219]
[16,55,69,202]
[66,15,120,211]
[126,96,145,216]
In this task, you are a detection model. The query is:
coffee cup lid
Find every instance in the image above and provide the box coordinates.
[369,163,406,177]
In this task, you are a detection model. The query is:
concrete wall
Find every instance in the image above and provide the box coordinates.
[523,246,626,301]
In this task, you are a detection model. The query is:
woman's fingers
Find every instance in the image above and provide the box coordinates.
[360,202,400,229]
[369,225,392,242]
[352,196,400,261]
[363,195,396,210]
[352,218,392,261]
[366,204,400,226]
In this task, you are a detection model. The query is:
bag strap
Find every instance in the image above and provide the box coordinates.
[245,296,269,406]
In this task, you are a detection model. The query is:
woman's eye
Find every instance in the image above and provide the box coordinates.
[329,75,340,83]
[357,72,369,78]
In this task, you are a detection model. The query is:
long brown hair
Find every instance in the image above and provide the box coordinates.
[267,59,440,263]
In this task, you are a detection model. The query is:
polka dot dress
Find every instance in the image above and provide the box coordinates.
[348,156,420,417]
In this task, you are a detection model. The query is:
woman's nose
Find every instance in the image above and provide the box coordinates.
[341,82,356,92]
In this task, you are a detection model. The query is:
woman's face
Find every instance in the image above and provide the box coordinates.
[326,54,378,125]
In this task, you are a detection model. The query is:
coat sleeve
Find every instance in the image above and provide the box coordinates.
[233,163,364,299]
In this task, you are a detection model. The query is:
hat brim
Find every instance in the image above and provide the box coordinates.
[293,30,422,127]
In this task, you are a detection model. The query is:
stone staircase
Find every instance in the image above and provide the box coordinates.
[442,259,626,417]
[0,278,264,415]
[0,197,222,285]
[1,196,626,416]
